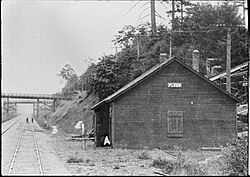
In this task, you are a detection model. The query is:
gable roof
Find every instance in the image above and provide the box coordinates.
[91,57,240,110]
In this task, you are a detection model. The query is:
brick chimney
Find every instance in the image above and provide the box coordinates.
[159,53,168,63]
[192,50,199,72]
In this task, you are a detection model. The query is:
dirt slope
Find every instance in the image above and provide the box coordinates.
[39,93,99,135]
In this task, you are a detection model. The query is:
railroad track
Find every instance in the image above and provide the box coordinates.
[1,117,21,135]
[7,122,44,175]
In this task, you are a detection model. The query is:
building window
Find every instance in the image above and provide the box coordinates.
[167,111,183,137]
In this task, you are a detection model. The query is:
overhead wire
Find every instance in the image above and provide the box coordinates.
[122,0,142,16]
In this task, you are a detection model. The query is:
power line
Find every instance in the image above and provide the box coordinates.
[122,0,142,16]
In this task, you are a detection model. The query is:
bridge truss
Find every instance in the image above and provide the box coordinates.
[1,93,71,118]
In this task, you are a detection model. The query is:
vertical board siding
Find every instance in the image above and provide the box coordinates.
[111,61,236,149]
[96,105,110,146]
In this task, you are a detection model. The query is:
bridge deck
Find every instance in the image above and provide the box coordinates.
[3,100,53,104]
[1,93,71,100]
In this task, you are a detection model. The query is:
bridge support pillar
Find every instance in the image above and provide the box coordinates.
[53,99,57,109]
[33,103,35,118]
[37,99,39,119]
[7,97,9,117]
[15,103,17,115]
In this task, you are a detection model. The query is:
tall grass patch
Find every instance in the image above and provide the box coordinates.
[222,133,248,176]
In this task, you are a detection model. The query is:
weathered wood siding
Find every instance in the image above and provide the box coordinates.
[112,61,236,149]
[95,104,110,146]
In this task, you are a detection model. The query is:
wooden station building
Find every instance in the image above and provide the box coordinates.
[91,56,240,149]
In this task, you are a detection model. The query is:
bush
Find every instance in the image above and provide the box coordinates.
[137,151,150,160]
[152,158,176,174]
[223,134,248,176]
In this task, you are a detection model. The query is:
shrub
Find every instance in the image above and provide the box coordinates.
[137,151,150,160]
[222,134,248,176]
[152,158,176,174]
[67,156,84,163]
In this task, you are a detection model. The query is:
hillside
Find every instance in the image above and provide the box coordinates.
[37,93,99,135]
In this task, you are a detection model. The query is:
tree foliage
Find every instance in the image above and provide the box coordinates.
[58,64,76,81]
[91,55,120,100]
[60,2,248,101]
[173,2,247,74]
[58,64,80,95]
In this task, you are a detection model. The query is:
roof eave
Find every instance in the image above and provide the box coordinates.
[175,60,241,103]
[91,57,176,110]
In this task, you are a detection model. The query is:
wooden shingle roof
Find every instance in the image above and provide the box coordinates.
[91,57,240,110]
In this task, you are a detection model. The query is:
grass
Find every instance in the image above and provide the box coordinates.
[150,147,228,176]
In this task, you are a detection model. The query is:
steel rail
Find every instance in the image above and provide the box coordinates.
[7,123,44,175]
[7,123,25,175]
[32,126,44,175]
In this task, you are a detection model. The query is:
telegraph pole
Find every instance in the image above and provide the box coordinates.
[226,26,231,93]
[247,0,249,174]
[150,0,156,36]
[169,0,175,59]
[136,35,140,60]
[172,0,175,30]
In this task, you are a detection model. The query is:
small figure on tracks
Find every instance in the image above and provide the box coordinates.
[26,117,29,123]
[31,117,34,123]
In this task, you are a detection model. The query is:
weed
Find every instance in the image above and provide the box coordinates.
[137,151,150,160]
[152,146,208,175]
[67,156,84,163]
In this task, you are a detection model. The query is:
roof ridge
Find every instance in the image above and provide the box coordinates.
[91,57,240,110]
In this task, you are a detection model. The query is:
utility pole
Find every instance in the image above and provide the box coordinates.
[181,0,183,22]
[247,0,250,173]
[150,0,156,36]
[172,0,175,30]
[169,0,175,59]
[226,27,231,93]
[81,76,83,93]
[108,46,122,60]
[115,46,118,60]
[136,35,140,60]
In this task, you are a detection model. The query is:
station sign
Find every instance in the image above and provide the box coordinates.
[168,83,182,88]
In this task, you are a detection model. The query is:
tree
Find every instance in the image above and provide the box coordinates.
[89,2,248,101]
[91,55,120,100]
[58,64,76,81]
[173,2,248,74]
[58,64,79,95]
[79,63,96,94]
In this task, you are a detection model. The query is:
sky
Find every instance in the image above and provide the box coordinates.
[1,0,247,114]
[1,0,248,96]
[1,0,170,95]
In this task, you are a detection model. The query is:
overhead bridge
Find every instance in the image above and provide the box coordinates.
[1,93,71,100]
[1,93,72,119]
[3,100,53,104]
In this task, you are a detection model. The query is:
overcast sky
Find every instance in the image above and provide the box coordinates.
[1,0,169,95]
[1,0,247,95]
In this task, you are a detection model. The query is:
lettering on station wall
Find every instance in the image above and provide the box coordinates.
[167,111,183,116]
[168,83,182,88]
